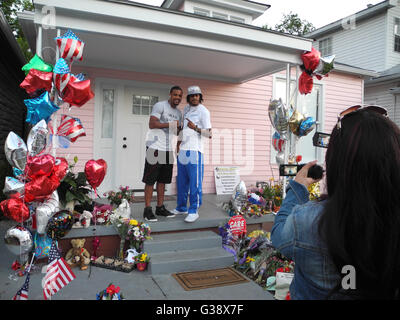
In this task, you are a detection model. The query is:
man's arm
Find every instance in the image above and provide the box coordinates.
[186,119,212,139]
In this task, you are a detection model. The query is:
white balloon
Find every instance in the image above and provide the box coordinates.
[27,119,48,156]
[276,152,285,165]
[36,191,59,234]
[4,131,28,171]
[232,181,247,213]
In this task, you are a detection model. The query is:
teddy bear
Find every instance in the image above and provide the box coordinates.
[65,238,91,270]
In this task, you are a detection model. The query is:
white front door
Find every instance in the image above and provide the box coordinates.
[115,86,168,191]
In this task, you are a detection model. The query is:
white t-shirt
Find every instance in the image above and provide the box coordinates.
[180,104,212,153]
[145,100,182,151]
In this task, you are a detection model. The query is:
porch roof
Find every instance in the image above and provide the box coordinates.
[18,0,313,83]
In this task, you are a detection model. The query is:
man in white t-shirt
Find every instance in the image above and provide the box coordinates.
[171,86,212,223]
[142,86,183,222]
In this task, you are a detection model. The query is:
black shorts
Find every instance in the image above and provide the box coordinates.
[142,148,174,185]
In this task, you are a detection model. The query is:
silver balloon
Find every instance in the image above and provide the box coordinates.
[3,177,25,195]
[35,191,59,234]
[4,225,33,264]
[268,98,289,135]
[27,119,48,156]
[314,55,335,77]
[232,181,247,213]
[4,132,28,171]
[276,152,285,165]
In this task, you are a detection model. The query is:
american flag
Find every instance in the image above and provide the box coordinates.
[53,58,71,95]
[12,273,30,300]
[43,240,76,300]
[55,30,84,61]
[57,115,86,143]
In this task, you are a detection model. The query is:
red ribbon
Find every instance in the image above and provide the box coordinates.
[12,260,21,271]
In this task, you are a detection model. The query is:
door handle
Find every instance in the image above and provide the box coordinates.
[123,144,127,148]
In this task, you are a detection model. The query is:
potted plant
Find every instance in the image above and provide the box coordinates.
[57,156,93,212]
[135,252,150,271]
[104,186,134,208]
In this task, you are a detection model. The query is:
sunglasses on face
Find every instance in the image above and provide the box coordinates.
[336,105,388,129]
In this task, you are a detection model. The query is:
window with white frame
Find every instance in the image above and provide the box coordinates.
[212,11,228,20]
[270,78,323,164]
[394,18,400,52]
[230,16,245,24]
[102,89,114,138]
[132,95,159,116]
[319,38,332,56]
[193,7,210,17]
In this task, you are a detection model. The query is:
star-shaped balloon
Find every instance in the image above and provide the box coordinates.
[62,79,94,107]
[53,58,71,95]
[21,54,53,75]
[24,91,59,125]
[54,29,85,61]
[20,68,53,94]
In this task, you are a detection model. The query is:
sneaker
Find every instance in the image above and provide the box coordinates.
[184,213,199,223]
[143,207,158,222]
[155,205,175,218]
[171,208,188,215]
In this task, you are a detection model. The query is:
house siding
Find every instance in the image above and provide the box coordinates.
[386,2,400,69]
[56,67,362,194]
[365,80,399,126]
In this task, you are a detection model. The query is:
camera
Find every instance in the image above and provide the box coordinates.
[279,163,324,180]
[312,132,330,148]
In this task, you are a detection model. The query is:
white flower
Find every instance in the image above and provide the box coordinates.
[134,231,140,237]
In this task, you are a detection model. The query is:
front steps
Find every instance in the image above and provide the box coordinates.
[143,230,234,274]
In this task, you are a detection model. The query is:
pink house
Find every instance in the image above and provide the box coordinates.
[18,0,375,196]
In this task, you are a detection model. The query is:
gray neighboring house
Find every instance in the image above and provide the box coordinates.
[0,9,27,203]
[306,0,400,126]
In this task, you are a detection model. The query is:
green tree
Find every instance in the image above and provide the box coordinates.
[1,0,34,61]
[264,11,316,36]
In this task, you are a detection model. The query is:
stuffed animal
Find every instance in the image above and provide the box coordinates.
[114,199,131,219]
[65,238,91,270]
[72,210,92,228]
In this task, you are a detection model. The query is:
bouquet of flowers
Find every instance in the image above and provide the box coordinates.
[135,252,150,264]
[96,283,124,300]
[104,186,134,207]
[127,220,152,251]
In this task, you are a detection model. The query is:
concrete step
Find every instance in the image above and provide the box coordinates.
[148,246,234,274]
[143,230,221,254]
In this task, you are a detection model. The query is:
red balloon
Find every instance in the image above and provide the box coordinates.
[62,79,94,107]
[53,157,69,180]
[85,159,107,190]
[0,198,30,223]
[301,47,321,72]
[24,173,60,203]
[25,154,55,180]
[20,69,53,94]
[299,72,314,95]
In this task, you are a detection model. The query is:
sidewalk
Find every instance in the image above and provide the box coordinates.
[0,219,274,300]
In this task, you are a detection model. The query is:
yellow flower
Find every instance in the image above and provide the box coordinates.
[246,257,255,263]
[129,219,138,226]
[140,253,148,262]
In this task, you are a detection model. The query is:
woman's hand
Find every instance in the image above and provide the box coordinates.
[294,160,322,188]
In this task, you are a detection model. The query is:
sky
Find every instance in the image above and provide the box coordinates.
[132,0,384,29]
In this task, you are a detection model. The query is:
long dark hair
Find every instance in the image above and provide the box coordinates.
[318,109,400,298]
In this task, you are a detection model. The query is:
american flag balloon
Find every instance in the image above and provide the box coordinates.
[53,58,70,95]
[57,115,86,143]
[54,30,84,61]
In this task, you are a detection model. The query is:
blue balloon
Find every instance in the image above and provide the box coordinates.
[299,117,316,137]
[24,91,59,125]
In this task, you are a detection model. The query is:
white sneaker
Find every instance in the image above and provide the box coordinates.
[171,208,188,215]
[184,213,199,223]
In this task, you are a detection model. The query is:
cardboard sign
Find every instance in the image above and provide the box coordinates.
[228,215,247,236]
[214,166,240,195]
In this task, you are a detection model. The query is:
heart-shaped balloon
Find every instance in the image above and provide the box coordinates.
[85,159,107,191]
[25,154,55,180]
[24,173,60,203]
[0,198,30,223]
[4,131,28,171]
[53,157,69,181]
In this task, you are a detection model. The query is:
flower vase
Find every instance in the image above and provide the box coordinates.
[130,241,141,252]
[118,239,126,259]
[136,262,147,271]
